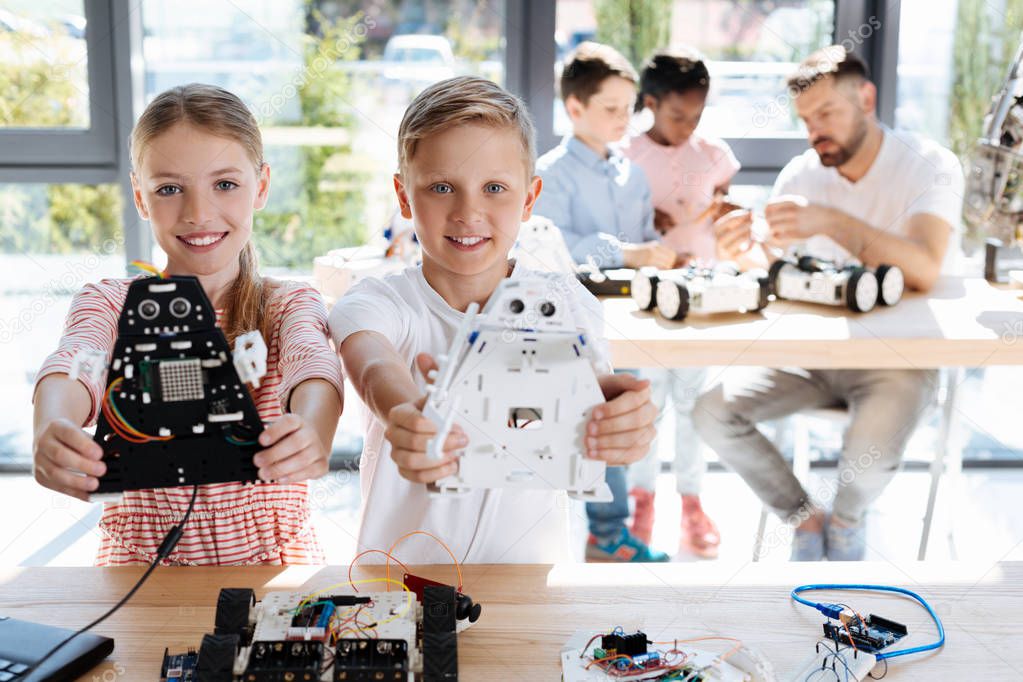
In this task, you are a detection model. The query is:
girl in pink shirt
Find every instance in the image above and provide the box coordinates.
[33,84,344,565]
[625,48,740,264]
[623,49,741,558]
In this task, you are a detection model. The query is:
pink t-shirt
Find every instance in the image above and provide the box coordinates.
[625,133,740,261]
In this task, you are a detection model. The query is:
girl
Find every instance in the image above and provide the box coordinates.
[623,49,738,558]
[32,84,344,565]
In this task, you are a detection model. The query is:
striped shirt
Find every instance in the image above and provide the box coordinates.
[35,277,345,566]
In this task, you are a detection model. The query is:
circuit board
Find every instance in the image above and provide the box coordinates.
[92,275,264,492]
[822,613,907,652]
[163,582,467,681]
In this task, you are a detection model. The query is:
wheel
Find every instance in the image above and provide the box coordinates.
[630,271,658,311]
[655,280,690,321]
[754,277,771,311]
[215,588,255,644]
[768,259,788,298]
[875,264,904,306]
[845,269,878,312]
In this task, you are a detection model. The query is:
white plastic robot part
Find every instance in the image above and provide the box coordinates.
[69,349,108,385]
[232,330,268,389]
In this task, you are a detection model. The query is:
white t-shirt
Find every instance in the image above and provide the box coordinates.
[329,263,611,564]
[771,127,964,273]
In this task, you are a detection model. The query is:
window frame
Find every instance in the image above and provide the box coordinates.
[505,0,902,185]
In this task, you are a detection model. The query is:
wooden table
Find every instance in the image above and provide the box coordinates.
[604,276,1023,368]
[2,561,1020,680]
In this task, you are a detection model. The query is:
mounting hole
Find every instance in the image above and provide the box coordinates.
[508,298,525,314]
[138,299,159,320]
[538,301,556,317]
[169,297,191,318]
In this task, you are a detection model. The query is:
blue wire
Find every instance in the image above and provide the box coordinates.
[790,584,945,660]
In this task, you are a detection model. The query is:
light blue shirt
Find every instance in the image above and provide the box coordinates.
[534,135,656,268]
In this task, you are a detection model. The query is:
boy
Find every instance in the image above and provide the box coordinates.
[534,42,671,563]
[330,76,659,564]
[621,48,739,558]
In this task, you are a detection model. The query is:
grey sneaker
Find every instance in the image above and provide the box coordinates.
[826,518,866,561]
[791,526,826,561]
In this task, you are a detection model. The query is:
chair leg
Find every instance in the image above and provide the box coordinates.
[919,367,963,560]
[752,506,769,562]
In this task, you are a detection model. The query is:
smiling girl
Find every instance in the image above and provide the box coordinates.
[32,84,344,565]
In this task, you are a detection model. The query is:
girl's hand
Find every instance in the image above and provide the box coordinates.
[587,374,658,465]
[254,414,329,483]
[385,353,465,484]
[33,418,106,501]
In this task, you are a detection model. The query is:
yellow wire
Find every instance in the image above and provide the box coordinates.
[294,577,413,632]
[129,260,165,278]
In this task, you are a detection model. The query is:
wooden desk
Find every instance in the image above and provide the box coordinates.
[604,276,1023,368]
[2,561,1019,680]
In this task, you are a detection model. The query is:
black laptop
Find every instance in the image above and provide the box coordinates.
[0,616,114,681]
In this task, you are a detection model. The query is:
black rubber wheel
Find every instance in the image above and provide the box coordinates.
[845,268,878,313]
[875,264,904,306]
[755,277,771,311]
[655,281,690,321]
[768,259,788,298]
[215,588,255,644]
[630,272,659,311]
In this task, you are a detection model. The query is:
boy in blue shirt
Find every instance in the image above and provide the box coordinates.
[535,42,672,562]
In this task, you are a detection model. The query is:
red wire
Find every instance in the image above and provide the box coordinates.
[347,549,411,593]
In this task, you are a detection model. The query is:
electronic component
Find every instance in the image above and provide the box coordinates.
[823,613,907,652]
[244,640,322,681]
[790,642,877,681]
[161,647,199,682]
[171,579,475,681]
[90,275,266,493]
[768,255,904,312]
[600,630,648,658]
[423,274,612,502]
[335,639,409,681]
[561,629,776,681]
[403,573,481,630]
[632,264,770,321]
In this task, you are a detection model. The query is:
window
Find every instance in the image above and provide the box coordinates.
[0,2,90,129]
[553,0,835,142]
[0,2,118,168]
[140,0,506,271]
[0,183,124,467]
[894,0,958,147]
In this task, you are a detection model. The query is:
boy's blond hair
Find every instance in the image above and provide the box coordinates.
[397,76,536,178]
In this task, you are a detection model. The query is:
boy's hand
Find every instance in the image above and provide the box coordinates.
[385,353,466,484]
[33,418,105,501]
[622,241,676,270]
[254,413,329,483]
[587,374,657,465]
[654,208,677,235]
[714,209,754,262]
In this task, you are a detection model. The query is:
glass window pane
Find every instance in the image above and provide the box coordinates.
[554,0,835,140]
[895,0,958,147]
[141,0,505,273]
[0,2,89,129]
[0,183,124,467]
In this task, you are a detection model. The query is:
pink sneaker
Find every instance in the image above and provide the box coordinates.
[629,487,656,545]
[680,495,720,559]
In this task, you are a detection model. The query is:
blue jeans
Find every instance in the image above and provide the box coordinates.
[587,464,630,542]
